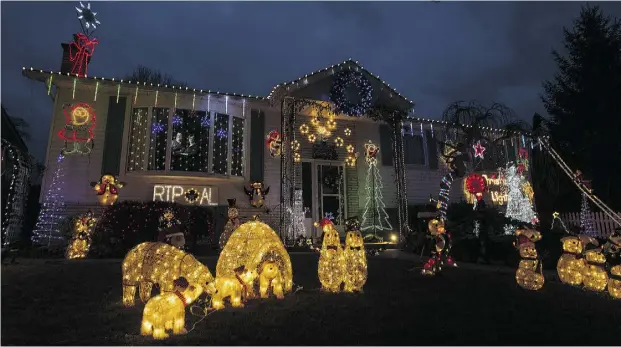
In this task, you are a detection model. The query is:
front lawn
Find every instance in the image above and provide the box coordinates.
[2,254,620,345]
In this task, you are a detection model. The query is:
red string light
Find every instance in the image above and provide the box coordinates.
[69,33,98,77]
[466,173,487,200]
[57,103,96,142]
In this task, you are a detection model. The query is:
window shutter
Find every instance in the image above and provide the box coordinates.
[249,109,265,182]
[379,124,393,166]
[426,129,438,169]
[101,96,127,175]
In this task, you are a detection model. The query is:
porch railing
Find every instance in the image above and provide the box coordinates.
[560,211,620,238]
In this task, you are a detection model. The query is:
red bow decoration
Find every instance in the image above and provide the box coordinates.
[69,33,99,77]
[466,174,487,200]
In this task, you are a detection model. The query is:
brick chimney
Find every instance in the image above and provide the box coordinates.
[60,42,72,74]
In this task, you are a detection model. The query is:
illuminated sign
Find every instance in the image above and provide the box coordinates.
[482,174,507,205]
[152,185,218,206]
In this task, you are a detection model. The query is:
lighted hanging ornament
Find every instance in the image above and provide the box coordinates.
[317,218,345,292]
[122,242,215,307]
[343,217,367,293]
[514,227,545,291]
[65,211,97,259]
[140,277,204,340]
[90,174,124,205]
[266,130,282,157]
[58,103,96,155]
[473,141,486,159]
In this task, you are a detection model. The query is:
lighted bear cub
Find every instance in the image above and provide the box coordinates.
[343,216,367,293]
[582,238,608,292]
[141,277,202,340]
[514,228,545,291]
[604,232,621,299]
[122,242,215,307]
[259,261,285,299]
[557,235,587,286]
[318,218,345,292]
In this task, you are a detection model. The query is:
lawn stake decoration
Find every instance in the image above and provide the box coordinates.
[582,238,608,292]
[219,198,240,250]
[343,217,367,293]
[65,211,97,259]
[141,277,204,340]
[58,103,96,155]
[603,231,621,299]
[557,235,587,286]
[514,228,545,291]
[211,265,258,309]
[244,182,270,208]
[90,174,124,206]
[421,218,457,276]
[215,216,292,308]
[317,218,345,292]
[121,242,215,307]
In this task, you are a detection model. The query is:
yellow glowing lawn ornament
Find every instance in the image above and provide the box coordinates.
[141,277,203,340]
[211,265,258,310]
[90,174,125,206]
[582,238,608,292]
[66,211,97,260]
[343,217,367,293]
[557,235,587,286]
[259,261,285,299]
[514,228,544,291]
[215,216,293,307]
[317,218,345,292]
[604,232,621,299]
[122,242,215,307]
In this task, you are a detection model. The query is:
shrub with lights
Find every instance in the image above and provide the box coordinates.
[92,201,214,257]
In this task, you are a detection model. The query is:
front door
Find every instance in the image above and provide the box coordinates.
[315,162,346,235]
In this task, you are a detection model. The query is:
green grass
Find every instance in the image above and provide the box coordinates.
[2,254,620,345]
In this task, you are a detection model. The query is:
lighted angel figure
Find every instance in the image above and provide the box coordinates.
[75,2,101,34]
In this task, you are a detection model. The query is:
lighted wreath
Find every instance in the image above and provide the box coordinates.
[323,170,340,190]
[330,70,373,117]
[465,173,487,201]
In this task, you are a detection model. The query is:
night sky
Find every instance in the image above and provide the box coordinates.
[2,1,620,162]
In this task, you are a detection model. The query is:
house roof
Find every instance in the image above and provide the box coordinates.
[266,58,415,108]
[1,105,29,153]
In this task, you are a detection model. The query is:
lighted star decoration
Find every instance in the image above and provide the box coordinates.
[75,2,101,33]
[473,141,486,159]
[552,212,560,219]
[216,128,228,139]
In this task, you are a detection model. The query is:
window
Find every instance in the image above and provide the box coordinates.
[170,109,209,172]
[126,106,245,176]
[402,124,426,165]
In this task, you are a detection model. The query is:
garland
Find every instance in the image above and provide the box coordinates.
[330,70,373,117]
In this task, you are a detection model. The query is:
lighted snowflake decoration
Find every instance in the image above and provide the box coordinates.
[151,122,165,134]
[216,128,228,139]
[200,115,211,128]
[75,2,101,33]
[473,141,486,159]
[324,212,335,221]
[172,115,183,127]
[184,188,199,204]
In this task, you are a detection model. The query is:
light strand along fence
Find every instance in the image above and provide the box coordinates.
[560,211,620,238]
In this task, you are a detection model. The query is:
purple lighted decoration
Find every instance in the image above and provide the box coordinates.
[151,122,165,134]
[216,128,228,139]
[172,115,183,127]
[200,115,211,128]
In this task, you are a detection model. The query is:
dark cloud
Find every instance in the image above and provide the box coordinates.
[2,2,620,162]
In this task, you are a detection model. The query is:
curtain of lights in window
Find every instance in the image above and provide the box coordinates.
[231,116,244,176]
[148,108,169,171]
[170,109,209,172]
[126,108,149,171]
[212,113,229,174]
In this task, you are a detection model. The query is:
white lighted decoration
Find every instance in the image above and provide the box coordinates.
[152,185,217,206]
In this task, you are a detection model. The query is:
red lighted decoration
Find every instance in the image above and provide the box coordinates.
[466,173,487,201]
[517,147,529,175]
[69,33,98,77]
[58,103,96,155]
